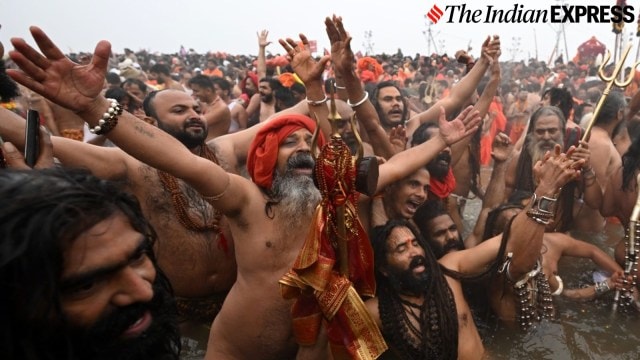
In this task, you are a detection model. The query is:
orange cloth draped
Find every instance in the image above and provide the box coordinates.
[429,167,457,200]
[279,137,387,359]
[247,114,325,190]
[480,100,507,165]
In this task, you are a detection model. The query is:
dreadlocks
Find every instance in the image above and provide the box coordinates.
[371,219,458,360]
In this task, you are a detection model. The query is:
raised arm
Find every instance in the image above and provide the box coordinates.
[450,50,501,167]
[8,26,252,217]
[0,106,131,179]
[376,106,480,192]
[405,36,500,138]
[256,30,271,80]
[325,15,395,159]
[466,132,513,248]
[443,145,582,278]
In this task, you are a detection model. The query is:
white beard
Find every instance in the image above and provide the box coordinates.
[271,171,321,224]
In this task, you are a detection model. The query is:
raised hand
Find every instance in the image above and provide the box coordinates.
[533,144,583,191]
[279,34,329,85]
[324,15,354,74]
[257,30,271,48]
[481,35,501,64]
[568,140,591,171]
[388,125,407,154]
[8,26,110,114]
[491,132,513,162]
[438,105,481,146]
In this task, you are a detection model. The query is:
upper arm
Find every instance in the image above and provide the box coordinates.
[440,235,502,274]
[52,137,131,180]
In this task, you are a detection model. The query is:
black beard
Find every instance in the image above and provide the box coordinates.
[430,236,465,259]
[0,60,20,101]
[67,277,180,360]
[386,256,430,296]
[158,120,207,149]
[261,93,273,103]
[426,151,451,179]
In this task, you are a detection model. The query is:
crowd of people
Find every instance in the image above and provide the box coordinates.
[1,15,639,360]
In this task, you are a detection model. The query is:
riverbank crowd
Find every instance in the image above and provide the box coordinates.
[1,15,639,360]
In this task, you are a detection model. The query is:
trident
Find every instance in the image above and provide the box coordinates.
[582,44,640,142]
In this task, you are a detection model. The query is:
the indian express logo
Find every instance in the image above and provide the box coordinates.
[438,3,634,24]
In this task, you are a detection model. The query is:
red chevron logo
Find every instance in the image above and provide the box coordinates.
[427,4,444,23]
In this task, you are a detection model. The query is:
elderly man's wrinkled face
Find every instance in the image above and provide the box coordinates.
[527,114,563,164]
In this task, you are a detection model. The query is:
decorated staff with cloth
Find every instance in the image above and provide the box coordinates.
[278,92,386,358]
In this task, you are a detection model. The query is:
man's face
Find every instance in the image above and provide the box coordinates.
[376,86,404,127]
[527,114,563,163]
[259,81,273,102]
[245,78,257,95]
[60,212,177,359]
[213,83,226,99]
[385,168,430,219]
[154,90,208,148]
[275,128,314,177]
[424,128,452,180]
[425,214,465,259]
[383,226,429,295]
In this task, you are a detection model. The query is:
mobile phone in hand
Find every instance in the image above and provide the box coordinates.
[24,109,40,167]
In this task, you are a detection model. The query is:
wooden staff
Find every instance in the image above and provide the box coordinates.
[582,44,640,142]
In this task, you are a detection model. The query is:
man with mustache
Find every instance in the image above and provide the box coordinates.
[411,122,456,202]
[0,88,240,345]
[505,106,599,232]
[0,167,181,360]
[7,23,486,358]
[367,147,579,359]
[187,74,231,141]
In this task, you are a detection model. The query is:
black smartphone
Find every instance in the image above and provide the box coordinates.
[24,109,40,167]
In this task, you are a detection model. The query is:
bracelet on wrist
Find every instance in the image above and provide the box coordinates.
[594,280,611,295]
[88,98,123,135]
[347,92,369,108]
[305,94,328,106]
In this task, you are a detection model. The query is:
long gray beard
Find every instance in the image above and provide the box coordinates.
[271,171,321,224]
[526,135,564,165]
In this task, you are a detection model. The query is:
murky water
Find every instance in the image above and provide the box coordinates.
[179,174,640,359]
[462,188,640,360]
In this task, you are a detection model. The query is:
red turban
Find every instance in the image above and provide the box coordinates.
[247,114,326,190]
[240,71,258,94]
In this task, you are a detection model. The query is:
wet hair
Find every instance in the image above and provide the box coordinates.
[210,76,231,93]
[413,199,448,238]
[483,190,530,241]
[371,219,458,360]
[622,134,640,192]
[105,72,122,86]
[188,74,214,90]
[594,90,625,126]
[0,59,20,101]
[411,122,439,147]
[149,63,171,76]
[542,87,573,120]
[0,167,179,360]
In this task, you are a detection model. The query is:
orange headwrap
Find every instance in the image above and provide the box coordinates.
[247,114,326,190]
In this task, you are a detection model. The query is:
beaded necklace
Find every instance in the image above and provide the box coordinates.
[617,226,639,311]
[157,145,222,232]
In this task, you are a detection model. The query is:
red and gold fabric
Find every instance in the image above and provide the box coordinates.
[279,137,386,359]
